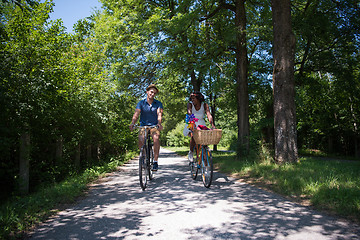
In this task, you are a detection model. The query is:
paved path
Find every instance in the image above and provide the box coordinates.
[29,148,360,239]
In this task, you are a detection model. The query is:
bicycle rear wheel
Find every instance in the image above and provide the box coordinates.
[139,146,148,190]
[201,146,213,188]
[148,146,154,180]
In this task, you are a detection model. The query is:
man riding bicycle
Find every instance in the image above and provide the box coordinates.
[129,84,163,171]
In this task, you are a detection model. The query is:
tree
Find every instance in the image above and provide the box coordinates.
[293,0,360,157]
[0,0,135,198]
[272,0,298,163]
[160,0,250,156]
[1,0,70,194]
[234,0,250,156]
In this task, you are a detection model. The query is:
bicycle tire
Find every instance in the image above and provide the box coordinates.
[190,161,198,180]
[148,145,154,180]
[139,146,148,190]
[190,145,198,180]
[201,146,213,188]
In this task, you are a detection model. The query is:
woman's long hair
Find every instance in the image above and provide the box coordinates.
[189,91,205,103]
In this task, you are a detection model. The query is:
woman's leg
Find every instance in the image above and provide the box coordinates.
[188,136,195,161]
[190,136,196,151]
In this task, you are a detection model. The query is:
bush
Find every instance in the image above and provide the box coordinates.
[220,128,237,151]
[166,122,189,147]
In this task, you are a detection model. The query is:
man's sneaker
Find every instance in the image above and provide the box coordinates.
[152,162,158,171]
[188,151,194,162]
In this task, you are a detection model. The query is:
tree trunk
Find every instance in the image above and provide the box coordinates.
[75,143,81,169]
[97,143,101,161]
[86,144,92,162]
[272,0,298,163]
[328,136,334,153]
[355,137,360,158]
[350,98,359,158]
[210,92,218,151]
[55,135,63,164]
[19,131,30,195]
[235,0,250,157]
[191,70,202,92]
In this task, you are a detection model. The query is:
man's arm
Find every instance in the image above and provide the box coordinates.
[157,108,163,131]
[129,109,141,131]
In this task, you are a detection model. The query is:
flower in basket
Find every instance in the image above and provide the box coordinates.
[185,114,198,129]
[185,114,198,124]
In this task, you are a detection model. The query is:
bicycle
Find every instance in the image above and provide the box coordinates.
[188,126,222,188]
[135,125,158,190]
[189,134,213,188]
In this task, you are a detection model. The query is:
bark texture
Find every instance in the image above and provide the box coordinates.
[235,0,250,157]
[272,0,298,163]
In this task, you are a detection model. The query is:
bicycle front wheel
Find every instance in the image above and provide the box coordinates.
[148,146,154,180]
[201,146,213,188]
[139,146,148,190]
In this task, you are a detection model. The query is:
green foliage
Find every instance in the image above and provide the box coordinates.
[1,0,360,232]
[247,156,360,220]
[293,0,360,156]
[156,73,188,144]
[217,128,237,151]
[0,0,138,201]
[0,151,136,239]
[166,122,188,147]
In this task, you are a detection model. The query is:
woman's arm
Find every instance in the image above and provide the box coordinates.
[204,103,216,129]
[187,102,193,115]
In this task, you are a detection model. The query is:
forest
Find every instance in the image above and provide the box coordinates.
[0,0,359,203]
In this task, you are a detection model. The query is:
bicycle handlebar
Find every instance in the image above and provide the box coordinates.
[134,124,159,129]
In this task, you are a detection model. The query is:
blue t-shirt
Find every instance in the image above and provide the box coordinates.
[136,99,163,126]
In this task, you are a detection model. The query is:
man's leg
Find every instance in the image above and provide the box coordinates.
[150,130,160,171]
[152,130,160,162]
[138,131,144,150]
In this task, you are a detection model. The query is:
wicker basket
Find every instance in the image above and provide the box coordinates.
[193,129,222,145]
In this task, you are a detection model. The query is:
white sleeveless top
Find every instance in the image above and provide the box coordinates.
[192,102,206,127]
[183,102,207,137]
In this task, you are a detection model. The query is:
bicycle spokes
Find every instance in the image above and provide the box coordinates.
[201,147,213,188]
[139,147,148,190]
[148,146,154,180]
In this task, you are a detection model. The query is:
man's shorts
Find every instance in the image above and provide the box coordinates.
[139,127,160,137]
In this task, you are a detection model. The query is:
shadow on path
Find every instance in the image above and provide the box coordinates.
[28,148,360,239]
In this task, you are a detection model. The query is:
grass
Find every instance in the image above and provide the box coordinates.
[167,146,360,223]
[0,151,137,240]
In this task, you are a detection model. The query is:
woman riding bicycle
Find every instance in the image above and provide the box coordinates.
[183,91,215,161]
[129,84,163,171]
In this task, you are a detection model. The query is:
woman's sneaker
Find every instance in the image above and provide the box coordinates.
[152,162,158,171]
[188,151,194,162]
